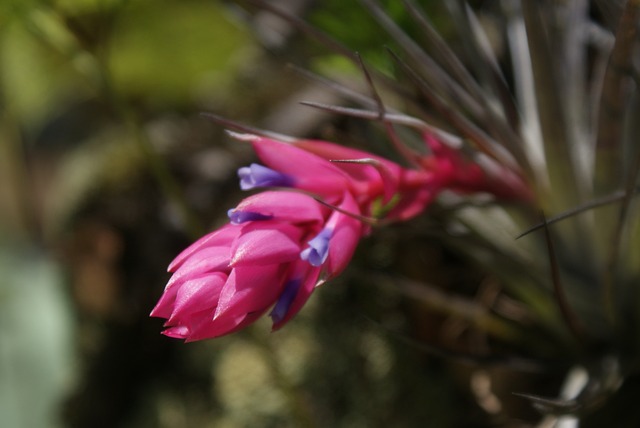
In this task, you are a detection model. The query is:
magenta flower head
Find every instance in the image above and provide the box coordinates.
[152,130,534,342]
[150,191,364,340]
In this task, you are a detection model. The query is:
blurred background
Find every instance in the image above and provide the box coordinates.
[0,1,561,427]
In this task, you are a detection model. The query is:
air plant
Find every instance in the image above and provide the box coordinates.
[153,0,640,424]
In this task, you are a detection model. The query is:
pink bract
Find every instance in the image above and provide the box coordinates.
[151,191,365,340]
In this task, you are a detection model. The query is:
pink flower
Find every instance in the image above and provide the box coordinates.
[238,136,354,203]
[152,132,532,342]
[238,134,530,223]
[150,191,364,340]
[237,135,436,220]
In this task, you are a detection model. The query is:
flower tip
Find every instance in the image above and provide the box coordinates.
[228,208,273,224]
[167,261,180,273]
[150,299,173,319]
[162,325,190,339]
[237,163,294,190]
[300,228,332,266]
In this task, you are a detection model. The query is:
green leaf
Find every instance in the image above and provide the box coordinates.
[107,0,256,106]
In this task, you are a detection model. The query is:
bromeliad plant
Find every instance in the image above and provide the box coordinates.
[151,132,530,340]
[152,0,640,423]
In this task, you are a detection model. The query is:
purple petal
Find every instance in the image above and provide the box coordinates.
[300,228,332,266]
[271,263,321,330]
[228,209,273,224]
[238,163,294,190]
[269,278,301,324]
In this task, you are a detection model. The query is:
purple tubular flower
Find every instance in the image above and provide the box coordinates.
[238,163,294,190]
[300,228,332,266]
[269,278,302,324]
[227,208,273,224]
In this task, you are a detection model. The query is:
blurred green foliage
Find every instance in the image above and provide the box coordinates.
[0,1,261,427]
[0,0,255,135]
[308,0,450,75]
[107,1,254,106]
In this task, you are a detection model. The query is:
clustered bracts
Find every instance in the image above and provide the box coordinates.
[151,133,530,341]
